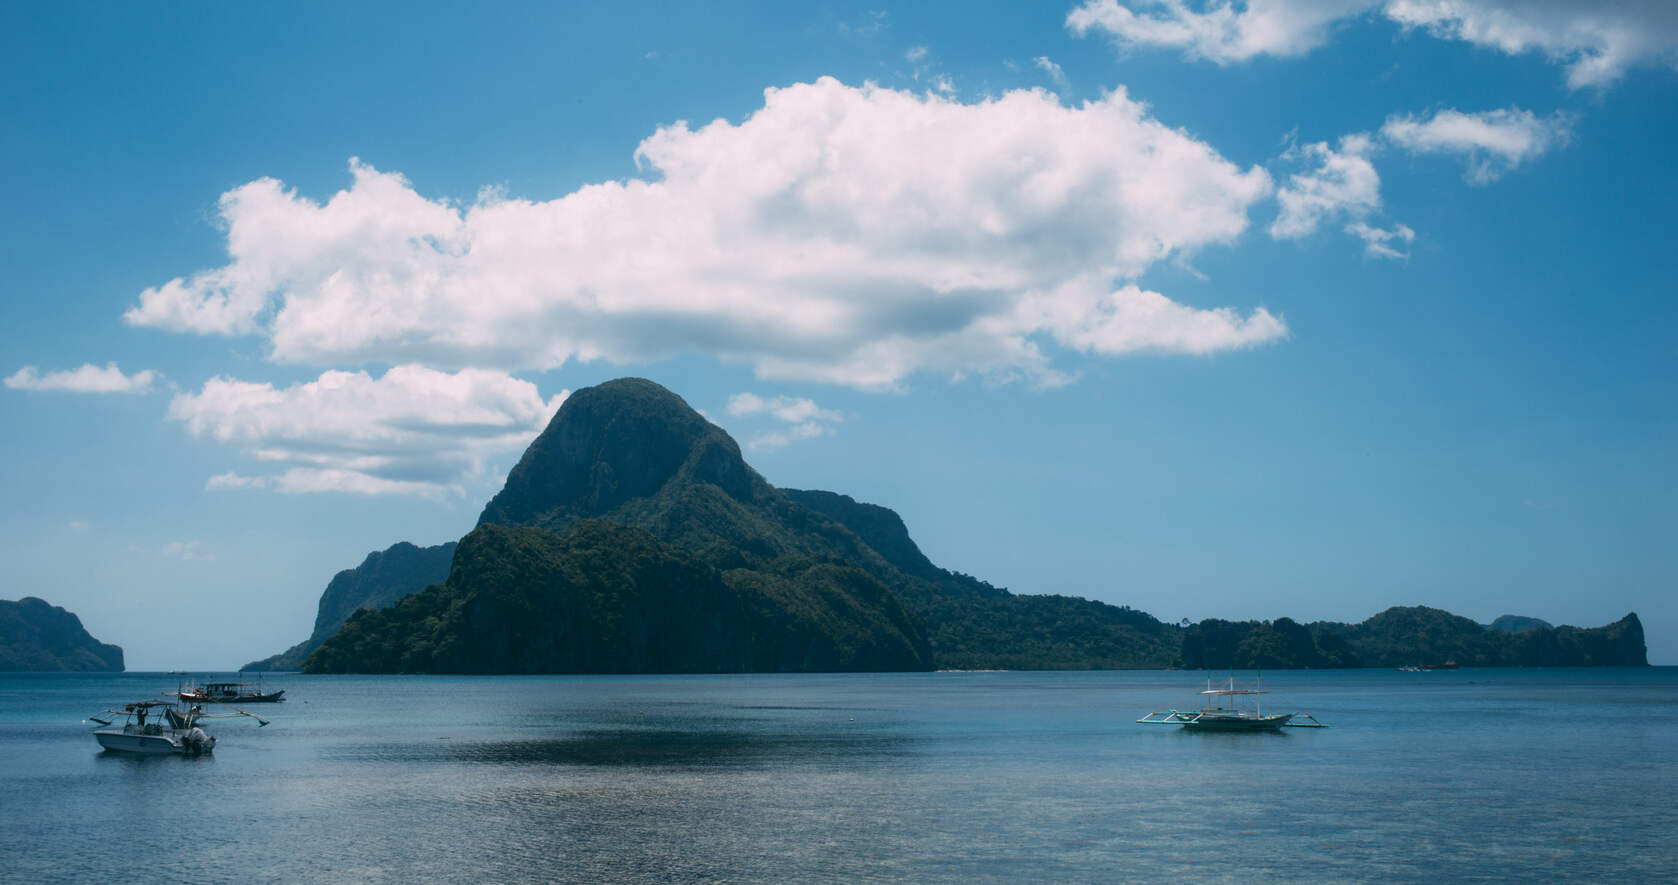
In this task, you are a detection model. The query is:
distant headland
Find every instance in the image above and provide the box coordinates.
[231,378,1644,675]
[0,597,124,672]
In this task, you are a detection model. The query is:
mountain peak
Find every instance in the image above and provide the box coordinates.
[478,377,756,531]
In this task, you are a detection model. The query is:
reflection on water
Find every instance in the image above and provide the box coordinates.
[93,749,217,766]
[342,726,912,768]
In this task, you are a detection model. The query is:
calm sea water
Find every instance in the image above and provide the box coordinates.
[0,668,1672,883]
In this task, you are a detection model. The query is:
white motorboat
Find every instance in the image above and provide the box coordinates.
[90,700,216,755]
[88,695,268,755]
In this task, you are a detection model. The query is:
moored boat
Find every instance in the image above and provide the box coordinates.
[176,677,285,704]
[88,692,270,755]
[1138,674,1326,731]
[89,700,216,755]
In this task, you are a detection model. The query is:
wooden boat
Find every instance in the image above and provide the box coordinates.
[1138,674,1326,731]
[176,678,285,704]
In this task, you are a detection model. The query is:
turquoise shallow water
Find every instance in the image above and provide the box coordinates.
[1,668,1673,883]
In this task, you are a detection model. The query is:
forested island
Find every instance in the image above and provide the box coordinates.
[246,378,1645,674]
[244,541,456,672]
[1179,608,1645,669]
[0,597,124,672]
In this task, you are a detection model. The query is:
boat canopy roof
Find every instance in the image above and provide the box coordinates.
[1200,688,1267,695]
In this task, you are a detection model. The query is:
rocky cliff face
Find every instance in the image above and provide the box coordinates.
[244,541,456,671]
[0,597,123,671]
[478,378,763,533]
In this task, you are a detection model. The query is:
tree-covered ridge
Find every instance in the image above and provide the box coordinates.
[784,489,1180,668]
[0,597,124,672]
[305,521,931,673]
[1487,614,1553,634]
[244,540,456,671]
[1180,607,1645,669]
[1180,617,1362,670]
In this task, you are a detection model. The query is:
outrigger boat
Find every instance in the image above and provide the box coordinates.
[87,694,270,755]
[176,677,285,704]
[1138,674,1327,731]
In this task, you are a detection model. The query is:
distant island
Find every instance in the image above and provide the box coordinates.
[0,597,124,671]
[1180,608,1644,669]
[246,378,1645,674]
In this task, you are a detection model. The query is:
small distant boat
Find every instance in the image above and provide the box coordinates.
[1138,674,1327,731]
[176,678,285,704]
[88,700,217,755]
[1396,661,1459,672]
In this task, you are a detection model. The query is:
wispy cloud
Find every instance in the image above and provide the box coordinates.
[1346,221,1416,259]
[1385,0,1678,89]
[727,393,844,450]
[160,540,213,562]
[5,363,158,394]
[1069,0,1373,64]
[1034,55,1071,89]
[1069,0,1678,88]
[206,469,456,498]
[1381,107,1574,184]
[839,9,888,37]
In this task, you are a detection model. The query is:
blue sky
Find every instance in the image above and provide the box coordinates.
[3,1,1674,668]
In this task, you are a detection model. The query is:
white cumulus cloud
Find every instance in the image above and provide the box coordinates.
[5,363,158,394]
[171,365,567,498]
[1025,280,1287,356]
[1381,107,1574,184]
[126,78,1283,392]
[1070,0,1678,87]
[1270,133,1385,239]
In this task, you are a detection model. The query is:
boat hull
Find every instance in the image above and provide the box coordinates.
[1181,712,1294,731]
[94,727,215,755]
[180,689,285,704]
